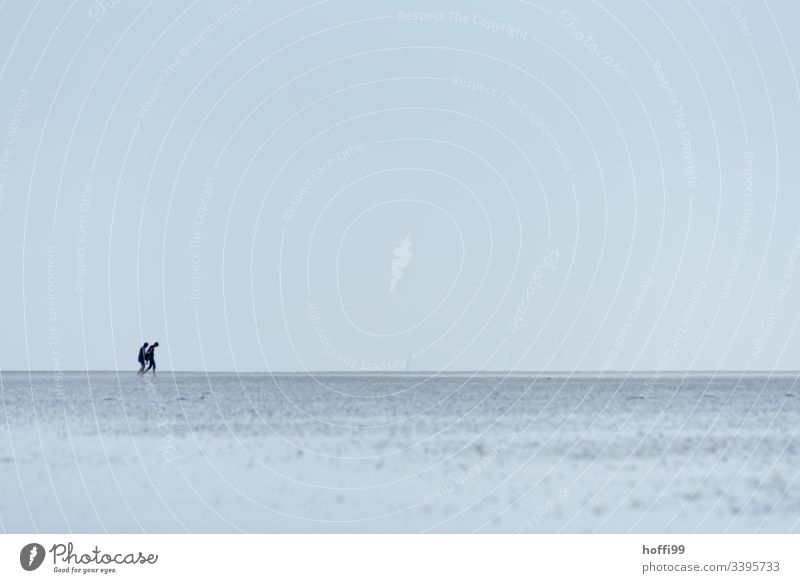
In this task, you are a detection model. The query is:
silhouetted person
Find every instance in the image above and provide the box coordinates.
[144,342,159,375]
[137,342,149,375]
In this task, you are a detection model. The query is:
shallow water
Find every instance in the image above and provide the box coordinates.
[1,371,798,532]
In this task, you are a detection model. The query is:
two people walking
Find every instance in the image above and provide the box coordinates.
[137,341,159,376]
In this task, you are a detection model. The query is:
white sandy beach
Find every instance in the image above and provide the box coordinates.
[1,371,798,533]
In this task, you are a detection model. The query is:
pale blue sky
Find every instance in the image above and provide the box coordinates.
[1,0,799,371]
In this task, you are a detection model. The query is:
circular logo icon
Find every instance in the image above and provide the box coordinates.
[20,543,45,571]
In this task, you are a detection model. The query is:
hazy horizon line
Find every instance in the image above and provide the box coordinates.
[3,369,800,375]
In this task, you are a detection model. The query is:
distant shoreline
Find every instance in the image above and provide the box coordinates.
[2,369,800,376]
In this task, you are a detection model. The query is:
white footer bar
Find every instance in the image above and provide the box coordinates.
[1,534,796,582]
